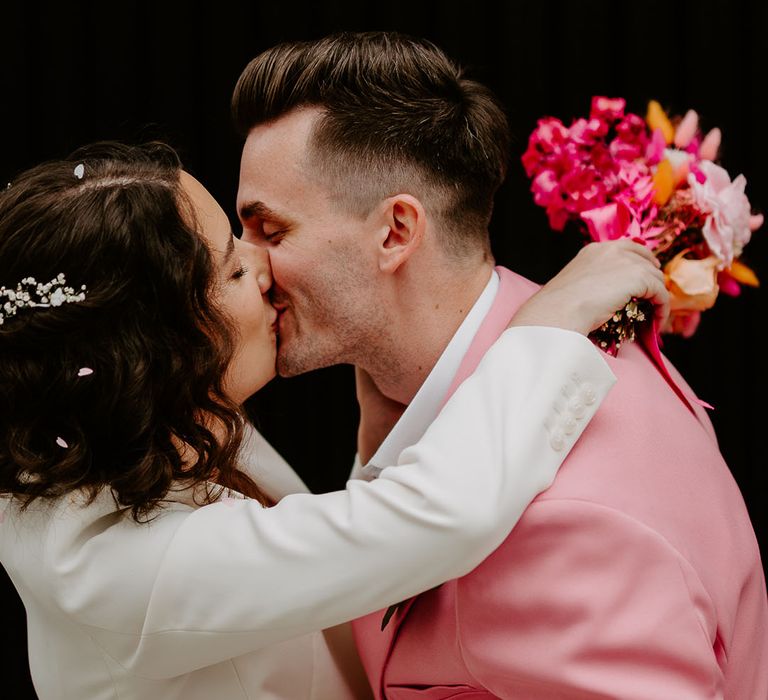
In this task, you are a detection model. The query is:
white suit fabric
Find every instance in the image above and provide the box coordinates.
[1,327,615,699]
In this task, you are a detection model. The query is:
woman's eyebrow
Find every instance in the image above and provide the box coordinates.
[223,234,236,262]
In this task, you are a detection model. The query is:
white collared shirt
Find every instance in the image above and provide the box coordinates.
[362,270,499,479]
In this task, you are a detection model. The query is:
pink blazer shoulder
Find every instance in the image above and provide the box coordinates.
[353,267,768,700]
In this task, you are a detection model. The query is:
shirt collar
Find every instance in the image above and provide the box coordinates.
[365,269,499,477]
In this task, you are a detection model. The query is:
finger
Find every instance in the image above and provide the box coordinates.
[648,278,670,326]
[628,242,658,264]
[613,239,658,265]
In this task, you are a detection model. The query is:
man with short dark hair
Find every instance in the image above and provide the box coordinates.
[234,32,768,699]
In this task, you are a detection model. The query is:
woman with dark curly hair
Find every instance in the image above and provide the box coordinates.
[0,143,666,699]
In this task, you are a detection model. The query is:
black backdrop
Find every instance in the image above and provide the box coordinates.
[1,1,766,697]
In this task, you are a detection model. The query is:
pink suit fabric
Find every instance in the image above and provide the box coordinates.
[352,267,768,699]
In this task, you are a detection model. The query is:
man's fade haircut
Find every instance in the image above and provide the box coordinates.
[232,32,510,257]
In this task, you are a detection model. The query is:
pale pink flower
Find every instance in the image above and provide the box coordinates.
[688,160,753,268]
[699,128,721,161]
[674,109,699,149]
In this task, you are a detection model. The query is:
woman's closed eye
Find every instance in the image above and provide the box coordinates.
[231,263,249,280]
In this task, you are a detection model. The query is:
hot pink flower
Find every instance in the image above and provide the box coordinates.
[569,117,607,145]
[531,169,561,207]
[561,166,608,214]
[521,117,570,177]
[610,114,649,162]
[717,269,742,297]
[581,201,640,242]
[590,96,626,122]
[645,128,667,165]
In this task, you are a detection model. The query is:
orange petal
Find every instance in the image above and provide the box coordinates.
[728,260,760,287]
[647,100,674,145]
[652,159,675,207]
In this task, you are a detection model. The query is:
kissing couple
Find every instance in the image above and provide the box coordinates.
[1,31,766,700]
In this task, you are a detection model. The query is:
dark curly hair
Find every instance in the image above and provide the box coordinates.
[0,142,268,520]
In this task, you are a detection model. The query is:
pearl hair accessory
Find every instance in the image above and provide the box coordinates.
[0,273,87,326]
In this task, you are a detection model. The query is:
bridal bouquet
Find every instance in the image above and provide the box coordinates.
[522,96,763,353]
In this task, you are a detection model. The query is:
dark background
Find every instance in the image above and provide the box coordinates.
[1,1,766,697]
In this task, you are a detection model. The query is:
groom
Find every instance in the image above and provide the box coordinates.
[233,33,768,698]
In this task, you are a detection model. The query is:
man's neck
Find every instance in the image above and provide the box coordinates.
[364,262,494,404]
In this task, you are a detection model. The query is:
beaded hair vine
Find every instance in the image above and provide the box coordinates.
[0,273,87,327]
[1,165,89,327]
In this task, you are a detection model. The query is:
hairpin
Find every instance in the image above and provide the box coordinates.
[0,273,87,326]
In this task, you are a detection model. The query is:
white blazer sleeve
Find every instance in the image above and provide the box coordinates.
[59,327,615,679]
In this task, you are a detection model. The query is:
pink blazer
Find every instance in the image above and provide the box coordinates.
[352,267,768,699]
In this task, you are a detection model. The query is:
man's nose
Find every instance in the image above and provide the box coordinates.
[254,247,273,294]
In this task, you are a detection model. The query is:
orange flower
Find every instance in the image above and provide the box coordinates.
[728,260,760,287]
[646,100,674,145]
[664,251,720,312]
[652,159,675,207]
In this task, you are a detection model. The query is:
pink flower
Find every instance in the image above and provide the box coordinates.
[581,201,639,242]
[609,114,649,162]
[717,269,742,297]
[560,166,607,214]
[688,160,753,268]
[568,117,606,145]
[673,109,699,149]
[645,128,667,164]
[590,96,626,122]
[521,117,570,177]
[699,128,721,161]
[531,170,561,207]
[529,169,570,230]
[546,203,570,231]
[587,142,618,174]
[663,311,702,338]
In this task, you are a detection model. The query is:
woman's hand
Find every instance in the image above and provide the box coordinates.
[510,240,669,335]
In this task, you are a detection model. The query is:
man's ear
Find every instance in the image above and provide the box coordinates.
[375,194,427,274]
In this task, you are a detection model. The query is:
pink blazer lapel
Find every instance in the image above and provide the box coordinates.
[442,267,540,405]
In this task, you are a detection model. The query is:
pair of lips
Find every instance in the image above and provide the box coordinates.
[270,306,285,333]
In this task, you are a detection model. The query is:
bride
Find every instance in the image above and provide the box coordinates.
[0,142,667,699]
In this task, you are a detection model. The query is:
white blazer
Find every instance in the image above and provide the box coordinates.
[0,327,615,700]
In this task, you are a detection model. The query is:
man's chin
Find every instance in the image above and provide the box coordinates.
[275,347,312,377]
[276,344,336,377]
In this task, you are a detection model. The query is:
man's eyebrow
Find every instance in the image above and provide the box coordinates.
[239,200,289,224]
